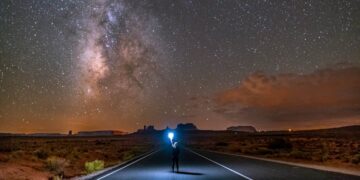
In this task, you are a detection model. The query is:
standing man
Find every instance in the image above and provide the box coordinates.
[171,138,180,173]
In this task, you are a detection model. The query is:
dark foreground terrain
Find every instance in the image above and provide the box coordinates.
[185,126,360,174]
[0,126,359,179]
[0,135,157,179]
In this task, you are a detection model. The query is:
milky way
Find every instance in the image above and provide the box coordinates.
[0,0,359,133]
[77,1,166,101]
[73,1,170,128]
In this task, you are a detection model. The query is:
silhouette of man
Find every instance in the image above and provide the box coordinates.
[171,138,180,172]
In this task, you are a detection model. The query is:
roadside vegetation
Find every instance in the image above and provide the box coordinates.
[85,160,104,174]
[186,131,360,172]
[0,135,157,179]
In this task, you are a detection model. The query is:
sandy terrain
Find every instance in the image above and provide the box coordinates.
[0,135,157,179]
[184,130,360,172]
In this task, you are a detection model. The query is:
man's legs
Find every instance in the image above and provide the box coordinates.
[175,157,179,172]
[172,157,175,172]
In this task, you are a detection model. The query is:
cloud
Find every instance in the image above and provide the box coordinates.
[214,67,360,129]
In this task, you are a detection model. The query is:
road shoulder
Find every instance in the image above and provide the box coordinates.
[73,149,160,180]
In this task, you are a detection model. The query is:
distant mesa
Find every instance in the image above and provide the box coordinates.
[136,125,157,134]
[226,125,257,133]
[77,130,126,136]
[145,125,156,132]
[136,123,198,134]
[0,133,17,136]
[176,123,198,131]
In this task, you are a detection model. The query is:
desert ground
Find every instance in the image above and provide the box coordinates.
[0,135,157,180]
[184,128,360,173]
[1,127,359,179]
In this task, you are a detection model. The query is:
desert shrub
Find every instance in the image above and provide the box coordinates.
[320,143,329,162]
[125,146,143,156]
[254,147,273,155]
[228,145,242,153]
[50,175,63,180]
[243,149,252,154]
[10,150,25,159]
[55,149,68,158]
[290,150,310,159]
[215,142,229,147]
[0,143,19,152]
[46,156,68,174]
[351,154,360,164]
[342,157,350,163]
[0,145,12,152]
[0,154,10,162]
[334,154,341,160]
[68,149,80,160]
[122,151,135,160]
[34,149,49,159]
[209,146,220,151]
[104,154,109,159]
[268,138,292,150]
[85,160,104,174]
[321,153,329,162]
[95,140,108,145]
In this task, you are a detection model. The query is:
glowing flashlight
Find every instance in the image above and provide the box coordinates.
[168,132,174,141]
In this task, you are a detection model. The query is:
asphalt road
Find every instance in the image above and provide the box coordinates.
[94,147,359,180]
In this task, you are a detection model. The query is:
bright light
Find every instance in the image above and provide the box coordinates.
[168,132,174,140]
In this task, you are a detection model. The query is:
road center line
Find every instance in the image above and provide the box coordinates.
[97,149,160,180]
[187,148,253,180]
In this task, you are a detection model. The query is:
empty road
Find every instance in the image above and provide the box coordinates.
[93,147,359,180]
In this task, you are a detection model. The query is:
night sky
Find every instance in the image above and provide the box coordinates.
[0,0,359,133]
